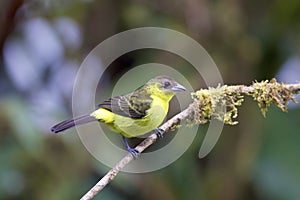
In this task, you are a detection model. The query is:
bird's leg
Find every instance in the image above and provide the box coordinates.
[154,128,164,138]
[122,136,139,158]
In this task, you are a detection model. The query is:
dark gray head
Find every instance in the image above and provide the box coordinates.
[146,76,186,97]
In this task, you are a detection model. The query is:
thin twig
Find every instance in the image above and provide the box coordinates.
[80,82,300,200]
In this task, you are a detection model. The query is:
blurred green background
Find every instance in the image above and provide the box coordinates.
[1,0,300,199]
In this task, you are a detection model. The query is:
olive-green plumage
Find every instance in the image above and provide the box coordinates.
[51,76,185,156]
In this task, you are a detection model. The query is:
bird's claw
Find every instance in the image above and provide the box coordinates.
[122,136,139,158]
[127,147,139,158]
[155,128,164,138]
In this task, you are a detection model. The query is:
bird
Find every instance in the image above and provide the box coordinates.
[51,76,186,157]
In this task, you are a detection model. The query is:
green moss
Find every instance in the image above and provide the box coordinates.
[249,79,297,117]
[190,85,244,125]
[188,79,298,126]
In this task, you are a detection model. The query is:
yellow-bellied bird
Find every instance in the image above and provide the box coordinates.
[51,76,186,157]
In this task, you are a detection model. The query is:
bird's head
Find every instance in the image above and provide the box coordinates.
[146,76,186,100]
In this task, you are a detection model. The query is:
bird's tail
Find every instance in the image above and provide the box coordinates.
[51,115,97,133]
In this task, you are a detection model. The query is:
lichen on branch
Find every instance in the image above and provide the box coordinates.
[189,79,299,126]
[190,84,244,125]
[249,78,297,117]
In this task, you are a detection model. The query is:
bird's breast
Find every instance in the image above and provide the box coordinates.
[112,95,169,138]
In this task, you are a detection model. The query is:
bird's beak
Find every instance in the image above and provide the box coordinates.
[171,84,186,91]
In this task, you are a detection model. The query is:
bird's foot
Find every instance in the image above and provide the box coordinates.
[127,147,139,158]
[154,128,164,138]
[122,136,139,158]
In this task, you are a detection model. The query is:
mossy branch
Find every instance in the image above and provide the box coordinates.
[80,79,300,200]
[190,78,299,125]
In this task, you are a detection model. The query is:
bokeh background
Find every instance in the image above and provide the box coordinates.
[1,0,300,199]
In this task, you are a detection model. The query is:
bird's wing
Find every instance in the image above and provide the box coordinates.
[98,91,152,119]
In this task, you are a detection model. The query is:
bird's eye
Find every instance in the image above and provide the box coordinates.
[163,81,171,88]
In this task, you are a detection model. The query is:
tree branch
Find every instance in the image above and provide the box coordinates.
[80,80,300,200]
[80,106,192,200]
